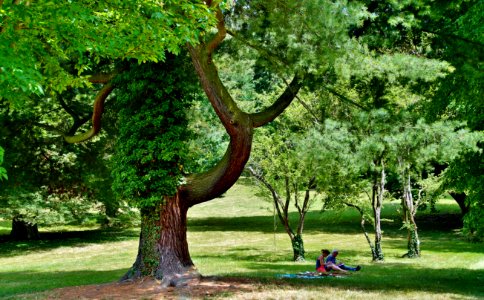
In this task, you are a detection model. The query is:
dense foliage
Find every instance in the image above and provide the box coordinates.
[111,57,197,208]
[0,0,214,105]
[0,97,117,227]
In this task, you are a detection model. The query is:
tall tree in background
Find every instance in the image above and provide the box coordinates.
[351,0,484,239]
[424,1,484,239]
[248,125,319,262]
[389,117,477,257]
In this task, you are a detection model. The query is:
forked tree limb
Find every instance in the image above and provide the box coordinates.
[183,2,303,206]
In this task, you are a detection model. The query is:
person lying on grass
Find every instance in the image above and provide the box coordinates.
[316,249,350,274]
[325,249,361,273]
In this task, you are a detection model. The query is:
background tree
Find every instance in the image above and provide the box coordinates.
[0,90,120,239]
[298,120,380,259]
[389,117,478,257]
[351,0,484,239]
[424,1,484,239]
[248,125,320,262]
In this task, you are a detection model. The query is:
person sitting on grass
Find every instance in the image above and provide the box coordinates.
[325,249,361,273]
[316,248,353,274]
[316,249,330,273]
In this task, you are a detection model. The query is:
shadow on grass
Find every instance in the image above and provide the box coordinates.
[0,269,128,298]
[188,211,464,234]
[216,262,484,298]
[194,247,364,265]
[382,234,484,255]
[188,211,364,234]
[0,228,139,258]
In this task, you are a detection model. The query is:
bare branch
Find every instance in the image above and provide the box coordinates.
[250,74,303,127]
[247,166,285,210]
[64,83,114,143]
[206,7,226,57]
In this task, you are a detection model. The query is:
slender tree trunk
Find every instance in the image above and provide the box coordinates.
[345,202,377,259]
[10,215,39,240]
[247,167,308,262]
[371,161,385,261]
[402,173,420,258]
[291,234,305,261]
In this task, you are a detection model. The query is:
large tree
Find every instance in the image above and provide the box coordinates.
[1,0,307,284]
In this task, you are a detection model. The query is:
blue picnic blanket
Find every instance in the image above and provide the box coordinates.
[277,272,346,279]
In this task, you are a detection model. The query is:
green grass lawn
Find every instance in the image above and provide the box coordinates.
[0,182,483,299]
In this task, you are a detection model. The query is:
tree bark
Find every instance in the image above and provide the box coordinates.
[291,234,305,261]
[402,173,420,258]
[10,215,39,240]
[371,161,385,261]
[122,194,196,286]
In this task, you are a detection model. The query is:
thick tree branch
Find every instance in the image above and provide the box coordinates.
[88,72,117,84]
[250,74,303,127]
[183,7,254,206]
[206,7,226,56]
[63,83,114,143]
[187,44,244,133]
[182,3,301,206]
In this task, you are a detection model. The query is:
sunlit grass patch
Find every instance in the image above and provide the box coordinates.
[0,218,11,235]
